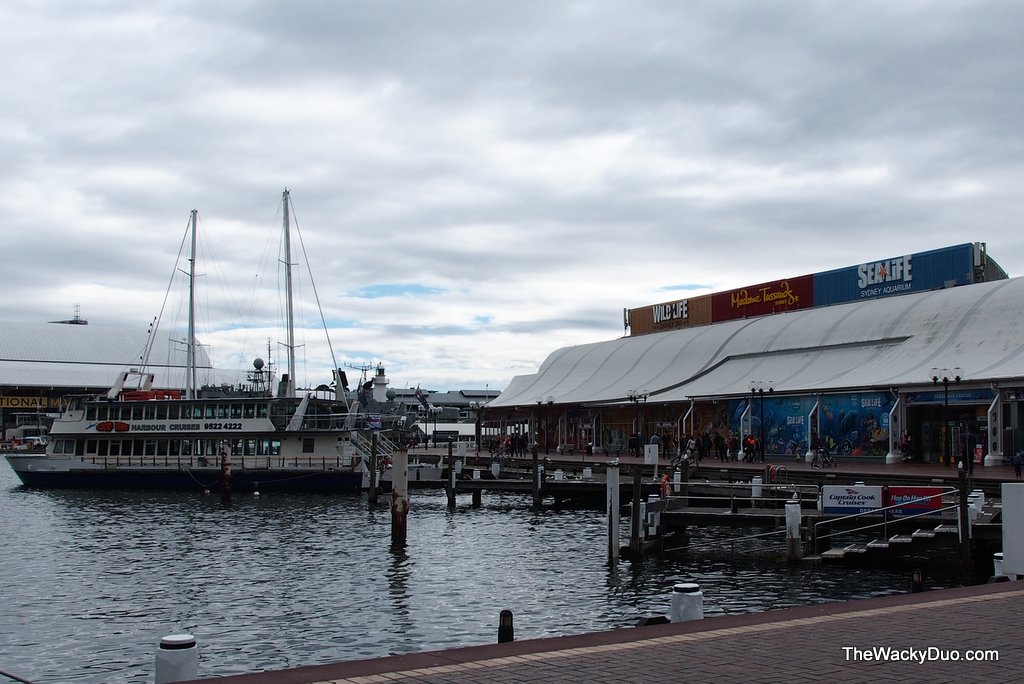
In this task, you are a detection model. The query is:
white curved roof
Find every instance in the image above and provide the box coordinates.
[491,277,1024,408]
[0,322,218,390]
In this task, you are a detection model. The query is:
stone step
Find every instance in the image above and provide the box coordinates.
[867,539,890,549]
[820,548,846,560]
[843,543,868,554]
[912,529,936,539]
[934,524,959,534]
[889,535,915,544]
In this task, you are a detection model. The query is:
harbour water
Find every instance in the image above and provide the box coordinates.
[0,466,973,683]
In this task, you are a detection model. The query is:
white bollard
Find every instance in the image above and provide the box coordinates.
[473,469,481,480]
[491,462,500,479]
[971,490,985,510]
[583,467,593,479]
[751,476,763,505]
[155,634,198,684]
[454,460,463,475]
[670,583,704,622]
[554,469,564,480]
[994,551,1004,577]
[673,468,682,494]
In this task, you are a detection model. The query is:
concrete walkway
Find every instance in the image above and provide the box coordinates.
[193,582,1024,683]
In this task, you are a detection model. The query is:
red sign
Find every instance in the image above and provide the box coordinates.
[886,486,944,517]
[711,274,814,322]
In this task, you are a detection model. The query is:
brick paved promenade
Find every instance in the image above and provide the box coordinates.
[197,582,1024,684]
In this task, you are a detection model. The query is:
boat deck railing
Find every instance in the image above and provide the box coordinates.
[77,455,360,471]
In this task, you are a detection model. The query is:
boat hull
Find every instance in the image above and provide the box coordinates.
[4,454,363,493]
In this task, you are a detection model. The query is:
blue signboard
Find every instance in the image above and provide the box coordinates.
[813,243,974,307]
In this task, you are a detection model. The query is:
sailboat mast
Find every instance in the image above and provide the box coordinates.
[187,209,198,400]
[282,189,296,398]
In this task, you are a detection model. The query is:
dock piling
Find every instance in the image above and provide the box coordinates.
[607,462,620,562]
[390,448,409,547]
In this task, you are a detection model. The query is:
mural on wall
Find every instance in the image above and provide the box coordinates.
[729,395,817,457]
[817,392,895,457]
[728,391,895,458]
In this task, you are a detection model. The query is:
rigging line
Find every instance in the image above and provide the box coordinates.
[286,193,341,376]
[142,212,196,376]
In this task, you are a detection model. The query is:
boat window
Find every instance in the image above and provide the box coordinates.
[132,439,144,456]
[97,440,108,457]
[302,437,315,453]
[217,404,229,419]
[96,405,108,420]
[144,404,157,420]
[108,440,121,457]
[243,404,255,419]
[132,404,144,420]
[85,439,97,456]
[206,405,217,419]
[245,439,256,455]
[86,406,97,421]
[156,404,168,420]
[231,404,242,419]
[144,439,157,456]
[256,404,268,419]
[191,404,204,419]
[167,404,180,420]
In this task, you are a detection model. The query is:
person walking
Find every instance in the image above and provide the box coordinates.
[1013,448,1023,479]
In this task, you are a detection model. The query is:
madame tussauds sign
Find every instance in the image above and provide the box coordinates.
[823,485,883,514]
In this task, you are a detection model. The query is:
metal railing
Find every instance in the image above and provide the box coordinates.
[811,489,958,555]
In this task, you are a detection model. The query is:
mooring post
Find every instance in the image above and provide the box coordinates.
[498,609,514,643]
[629,464,643,557]
[219,447,231,506]
[607,461,620,562]
[957,463,971,566]
[155,633,198,684]
[368,431,379,504]
[391,448,410,547]
[785,498,802,564]
[532,444,542,508]
[446,441,456,510]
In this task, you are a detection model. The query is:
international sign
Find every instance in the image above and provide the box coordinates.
[822,485,883,514]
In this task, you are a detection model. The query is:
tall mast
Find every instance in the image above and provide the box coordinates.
[187,209,198,400]
[282,189,296,398]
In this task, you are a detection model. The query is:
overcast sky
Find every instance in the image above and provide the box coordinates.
[2,1,1022,393]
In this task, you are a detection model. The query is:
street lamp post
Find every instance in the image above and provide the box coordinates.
[749,381,774,463]
[469,401,484,455]
[626,389,649,457]
[930,367,963,467]
[535,396,554,454]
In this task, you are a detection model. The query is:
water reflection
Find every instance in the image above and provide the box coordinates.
[0,470,972,683]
